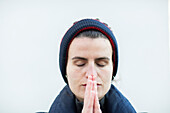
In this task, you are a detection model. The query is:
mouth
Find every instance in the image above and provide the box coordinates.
[97,83,102,86]
[82,84,87,86]
[81,83,102,87]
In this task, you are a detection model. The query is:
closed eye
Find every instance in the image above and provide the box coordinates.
[72,57,87,67]
[95,57,109,67]
[74,61,86,67]
[96,63,105,67]
[77,63,86,67]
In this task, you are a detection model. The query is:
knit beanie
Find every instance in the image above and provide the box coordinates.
[59,19,118,83]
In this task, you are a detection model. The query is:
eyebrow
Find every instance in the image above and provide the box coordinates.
[72,57,87,61]
[72,56,110,61]
[95,57,110,61]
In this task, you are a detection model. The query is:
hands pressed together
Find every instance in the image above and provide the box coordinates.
[82,75,102,113]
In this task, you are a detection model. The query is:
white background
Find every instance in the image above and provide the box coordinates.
[0,0,169,113]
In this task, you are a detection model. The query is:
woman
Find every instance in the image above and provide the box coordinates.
[49,19,136,113]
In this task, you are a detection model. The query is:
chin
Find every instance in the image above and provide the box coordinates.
[76,95,84,102]
[98,94,105,100]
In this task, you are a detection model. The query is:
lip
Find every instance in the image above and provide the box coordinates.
[82,84,87,86]
[97,83,102,86]
[81,83,102,87]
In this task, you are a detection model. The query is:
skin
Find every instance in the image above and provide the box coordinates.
[66,37,113,112]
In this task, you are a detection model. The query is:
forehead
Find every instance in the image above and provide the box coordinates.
[68,37,112,58]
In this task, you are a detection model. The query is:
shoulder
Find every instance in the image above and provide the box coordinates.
[49,85,76,113]
[105,84,136,113]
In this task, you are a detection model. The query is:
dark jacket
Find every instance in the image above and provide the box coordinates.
[49,84,136,113]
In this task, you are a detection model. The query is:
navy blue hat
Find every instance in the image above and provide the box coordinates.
[59,19,118,83]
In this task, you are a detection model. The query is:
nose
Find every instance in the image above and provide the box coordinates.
[85,63,97,79]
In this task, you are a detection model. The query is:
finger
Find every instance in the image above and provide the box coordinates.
[85,76,93,96]
[82,76,94,113]
[82,90,95,113]
[92,73,96,82]
[93,81,102,113]
[94,94,102,113]
[82,79,95,113]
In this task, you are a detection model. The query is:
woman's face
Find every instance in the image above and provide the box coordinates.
[66,37,113,102]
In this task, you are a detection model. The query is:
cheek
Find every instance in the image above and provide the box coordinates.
[66,64,86,100]
[100,66,113,81]
[66,63,85,87]
[67,64,82,78]
[97,68,112,99]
